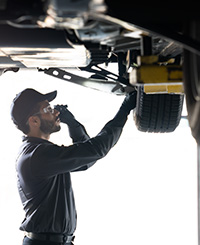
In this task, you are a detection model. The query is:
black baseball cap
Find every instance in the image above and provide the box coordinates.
[11,88,57,126]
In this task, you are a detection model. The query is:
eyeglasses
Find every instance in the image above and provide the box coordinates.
[32,105,55,116]
[42,105,55,114]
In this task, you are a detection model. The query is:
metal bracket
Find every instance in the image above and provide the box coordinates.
[38,67,135,95]
[80,64,129,86]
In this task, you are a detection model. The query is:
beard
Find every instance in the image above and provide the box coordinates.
[39,116,61,135]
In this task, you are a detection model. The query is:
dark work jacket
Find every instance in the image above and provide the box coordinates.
[16,109,128,235]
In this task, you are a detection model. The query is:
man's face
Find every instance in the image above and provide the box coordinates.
[38,100,61,135]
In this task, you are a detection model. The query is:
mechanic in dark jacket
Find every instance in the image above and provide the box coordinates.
[10,88,137,245]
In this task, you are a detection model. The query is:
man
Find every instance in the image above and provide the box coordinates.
[11,88,137,245]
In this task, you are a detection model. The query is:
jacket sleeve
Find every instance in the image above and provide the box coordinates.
[68,121,90,143]
[31,109,128,177]
[67,121,96,171]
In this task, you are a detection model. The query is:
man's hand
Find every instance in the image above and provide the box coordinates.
[120,91,137,115]
[54,105,78,126]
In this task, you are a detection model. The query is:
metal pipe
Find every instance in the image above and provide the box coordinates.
[198,143,200,245]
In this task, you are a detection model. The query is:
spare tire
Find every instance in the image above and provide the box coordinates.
[134,87,184,133]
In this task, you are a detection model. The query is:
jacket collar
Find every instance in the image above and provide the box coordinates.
[22,136,51,144]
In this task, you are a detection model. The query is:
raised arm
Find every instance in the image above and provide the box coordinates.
[32,92,137,176]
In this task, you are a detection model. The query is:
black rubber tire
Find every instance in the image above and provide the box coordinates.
[134,87,184,133]
[183,20,200,143]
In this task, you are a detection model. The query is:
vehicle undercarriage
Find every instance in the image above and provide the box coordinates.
[0,1,199,139]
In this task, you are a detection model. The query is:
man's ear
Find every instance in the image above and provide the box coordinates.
[28,116,40,128]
